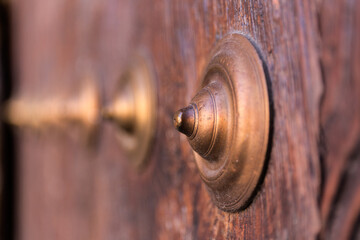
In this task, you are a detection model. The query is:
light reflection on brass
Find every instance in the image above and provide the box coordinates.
[173,33,270,212]
[4,80,99,132]
[102,54,157,169]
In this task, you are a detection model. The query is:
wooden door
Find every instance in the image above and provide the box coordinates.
[1,0,359,239]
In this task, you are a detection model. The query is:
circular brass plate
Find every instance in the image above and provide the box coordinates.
[115,55,157,169]
[194,33,270,211]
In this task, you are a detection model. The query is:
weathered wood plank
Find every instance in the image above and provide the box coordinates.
[318,0,360,239]
[11,0,360,239]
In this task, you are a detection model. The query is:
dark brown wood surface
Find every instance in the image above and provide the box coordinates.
[8,0,360,239]
[318,0,360,239]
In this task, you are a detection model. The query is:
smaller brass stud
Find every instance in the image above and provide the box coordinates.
[3,80,99,131]
[101,54,157,169]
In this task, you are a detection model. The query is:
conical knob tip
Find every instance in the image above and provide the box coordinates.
[173,105,195,137]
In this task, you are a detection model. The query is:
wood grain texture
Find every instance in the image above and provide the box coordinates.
[10,0,359,239]
[318,0,360,239]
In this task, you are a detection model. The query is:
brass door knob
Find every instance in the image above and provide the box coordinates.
[102,54,157,169]
[173,33,270,212]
